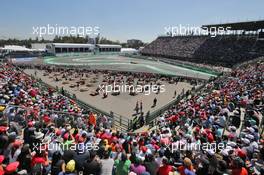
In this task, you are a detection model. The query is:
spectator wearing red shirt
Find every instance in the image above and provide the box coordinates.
[158,157,174,175]
[31,151,49,169]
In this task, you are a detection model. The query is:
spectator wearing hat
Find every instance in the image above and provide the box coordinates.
[5,161,20,174]
[59,159,76,175]
[9,140,23,163]
[1,56,264,175]
[177,157,195,175]
[23,121,35,144]
[31,150,49,174]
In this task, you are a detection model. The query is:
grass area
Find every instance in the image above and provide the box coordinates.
[172,63,221,76]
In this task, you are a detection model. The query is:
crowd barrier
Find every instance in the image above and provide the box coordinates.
[37,78,132,132]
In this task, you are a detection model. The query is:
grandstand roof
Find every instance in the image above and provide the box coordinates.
[97,44,121,48]
[52,43,94,48]
[202,20,264,31]
[1,45,32,51]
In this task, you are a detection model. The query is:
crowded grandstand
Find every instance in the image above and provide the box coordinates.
[0,5,264,174]
[0,55,264,174]
[141,21,264,67]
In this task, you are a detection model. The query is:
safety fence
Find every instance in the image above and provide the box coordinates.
[145,79,214,128]
[35,77,132,132]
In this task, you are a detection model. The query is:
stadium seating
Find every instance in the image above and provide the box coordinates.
[0,59,263,174]
[141,35,264,67]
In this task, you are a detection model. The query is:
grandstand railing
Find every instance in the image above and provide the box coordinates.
[145,57,264,136]
[145,81,212,127]
[36,78,132,132]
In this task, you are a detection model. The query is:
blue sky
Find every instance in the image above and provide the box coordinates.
[0,0,263,42]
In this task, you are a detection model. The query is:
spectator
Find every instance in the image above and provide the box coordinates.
[157,157,174,175]
[130,157,147,175]
[51,151,65,175]
[83,151,102,175]
[114,153,131,175]
[101,151,114,175]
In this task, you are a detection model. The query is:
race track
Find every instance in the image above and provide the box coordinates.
[44,54,216,80]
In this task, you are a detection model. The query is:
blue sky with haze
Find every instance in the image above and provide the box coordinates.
[0,0,263,42]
